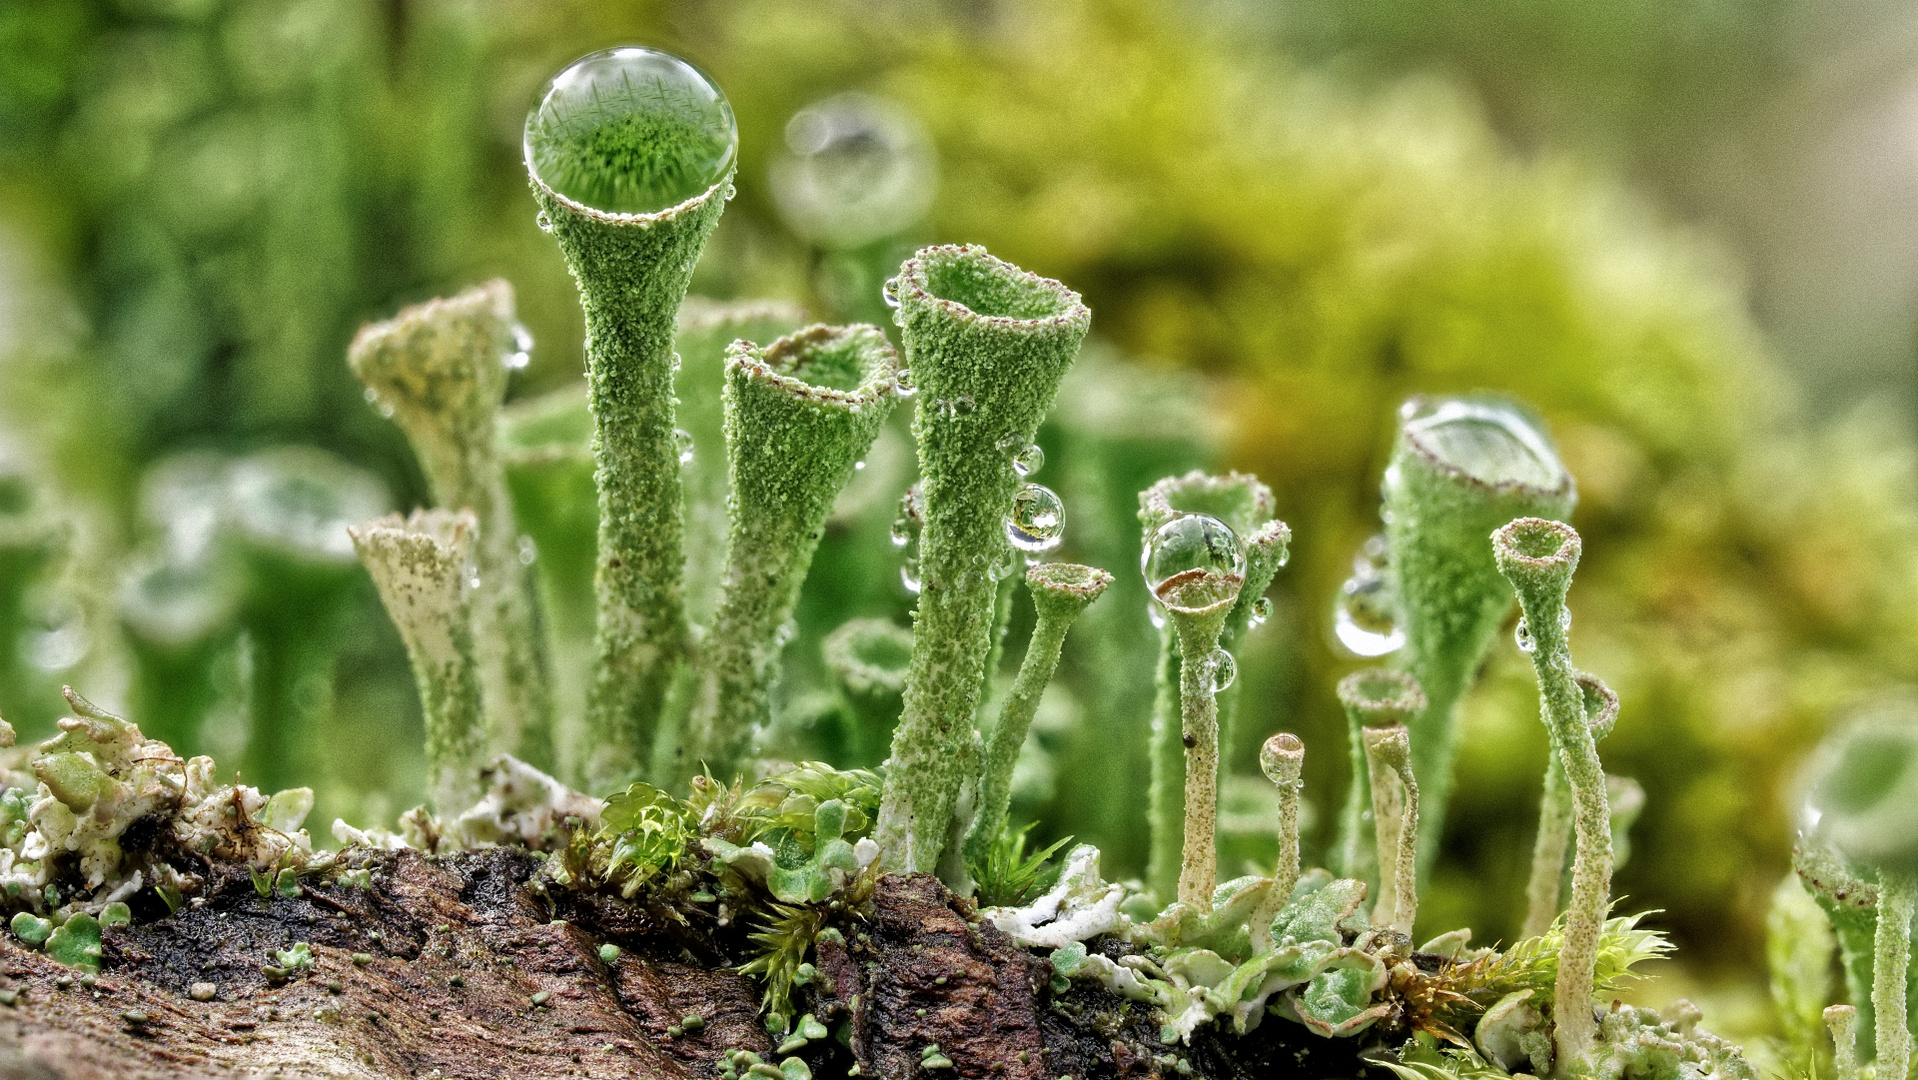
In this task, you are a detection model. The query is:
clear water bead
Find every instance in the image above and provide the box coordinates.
[1014,444,1043,477]
[1206,649,1237,693]
[1514,608,1571,653]
[673,428,694,464]
[1334,574,1404,657]
[517,535,538,566]
[894,369,918,399]
[893,488,924,593]
[769,93,936,250]
[1400,397,1565,491]
[1006,484,1065,552]
[505,324,534,370]
[1250,596,1273,626]
[524,47,738,215]
[1142,514,1245,595]
[881,276,901,309]
[535,210,553,233]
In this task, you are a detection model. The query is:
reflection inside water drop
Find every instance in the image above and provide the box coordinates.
[1005,484,1064,552]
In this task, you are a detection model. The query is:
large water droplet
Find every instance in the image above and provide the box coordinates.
[524,47,738,216]
[769,93,936,249]
[1206,649,1237,693]
[1333,574,1404,657]
[1006,484,1064,552]
[673,428,694,464]
[1142,514,1245,596]
[1399,398,1566,491]
[1356,533,1389,576]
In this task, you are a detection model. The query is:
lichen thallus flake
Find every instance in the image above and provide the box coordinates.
[0,43,1766,1080]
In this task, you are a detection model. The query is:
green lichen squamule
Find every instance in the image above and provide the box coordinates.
[349,510,487,813]
[1493,516,1610,1067]
[679,324,901,781]
[874,245,1090,876]
[349,280,554,770]
[1383,397,1574,874]
[962,561,1112,870]
[527,70,736,791]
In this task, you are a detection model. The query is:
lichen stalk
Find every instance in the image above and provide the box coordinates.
[673,299,809,624]
[1384,397,1575,874]
[348,510,487,814]
[962,562,1112,869]
[1493,516,1609,1069]
[680,324,900,780]
[1524,670,1620,937]
[530,157,733,791]
[1875,876,1915,1080]
[823,618,913,768]
[1138,471,1283,902]
[1828,1004,1860,1080]
[1334,669,1425,903]
[873,245,1090,876]
[1250,731,1305,950]
[348,280,555,770]
[1158,567,1243,908]
[1363,721,1418,936]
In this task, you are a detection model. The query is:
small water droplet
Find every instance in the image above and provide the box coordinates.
[854,460,867,471]
[673,428,694,465]
[377,402,395,419]
[1007,440,1044,477]
[1333,574,1404,657]
[1206,649,1237,693]
[517,535,538,566]
[990,545,1020,581]
[1005,484,1065,552]
[362,387,379,405]
[900,565,922,595]
[468,574,482,590]
[893,488,924,593]
[524,47,738,215]
[1515,618,1535,653]
[535,210,553,233]
[881,276,901,309]
[1142,514,1245,596]
[1147,603,1166,630]
[504,323,534,370]
[953,395,975,415]
[894,369,918,399]
[1250,596,1273,626]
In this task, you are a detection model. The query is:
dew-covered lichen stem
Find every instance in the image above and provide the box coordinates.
[1524,670,1619,937]
[873,245,1089,876]
[1493,517,1608,1066]
[349,510,486,813]
[1157,567,1242,908]
[348,280,554,770]
[1138,472,1284,902]
[1828,1004,1859,1080]
[529,155,733,791]
[679,325,899,781]
[962,562,1111,869]
[1250,731,1305,949]
[1874,877,1915,1080]
[1364,721,1419,935]
[1384,398,1574,875]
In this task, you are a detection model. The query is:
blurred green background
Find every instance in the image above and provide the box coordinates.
[6,0,1918,1041]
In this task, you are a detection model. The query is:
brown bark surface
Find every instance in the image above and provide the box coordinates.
[0,852,1365,1080]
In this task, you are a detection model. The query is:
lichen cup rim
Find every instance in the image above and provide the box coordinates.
[521,46,738,227]
[726,323,902,409]
[895,243,1092,336]
[1398,392,1576,501]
